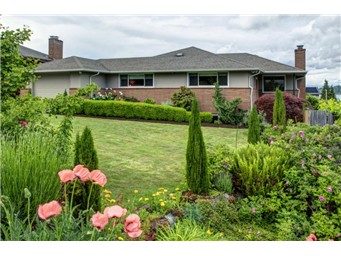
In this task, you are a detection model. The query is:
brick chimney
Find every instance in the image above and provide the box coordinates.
[295,45,306,99]
[48,36,63,60]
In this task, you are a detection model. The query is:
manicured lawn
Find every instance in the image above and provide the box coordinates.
[52,116,248,199]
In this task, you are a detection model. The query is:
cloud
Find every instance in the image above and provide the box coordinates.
[2,14,340,86]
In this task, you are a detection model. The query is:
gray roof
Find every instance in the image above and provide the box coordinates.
[19,45,51,62]
[306,87,320,95]
[35,46,306,74]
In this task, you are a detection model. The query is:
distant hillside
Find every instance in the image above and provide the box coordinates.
[318,85,341,94]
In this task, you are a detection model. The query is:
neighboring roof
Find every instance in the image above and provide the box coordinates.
[219,53,305,73]
[35,46,307,74]
[306,87,320,95]
[19,45,51,62]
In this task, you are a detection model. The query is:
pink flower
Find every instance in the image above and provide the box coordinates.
[124,214,142,238]
[306,232,317,241]
[327,155,333,159]
[319,196,325,202]
[292,133,297,137]
[89,170,107,186]
[251,209,256,214]
[273,125,278,130]
[73,165,90,182]
[38,200,62,220]
[313,170,318,175]
[58,170,76,183]
[299,130,304,135]
[104,205,127,218]
[301,161,305,166]
[327,187,332,193]
[91,211,109,230]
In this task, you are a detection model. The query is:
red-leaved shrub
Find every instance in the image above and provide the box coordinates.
[255,93,311,124]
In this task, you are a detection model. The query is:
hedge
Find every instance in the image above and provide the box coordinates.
[80,100,213,123]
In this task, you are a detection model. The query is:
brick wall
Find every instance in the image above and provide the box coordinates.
[295,45,306,100]
[98,88,251,113]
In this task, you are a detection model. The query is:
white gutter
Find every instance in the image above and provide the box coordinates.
[248,71,261,110]
[89,72,100,84]
[295,76,305,98]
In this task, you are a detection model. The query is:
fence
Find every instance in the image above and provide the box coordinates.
[304,110,334,126]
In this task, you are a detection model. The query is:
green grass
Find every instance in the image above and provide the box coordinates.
[51,116,247,200]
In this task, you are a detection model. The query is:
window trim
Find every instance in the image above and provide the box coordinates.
[119,73,154,88]
[187,72,229,88]
[262,75,286,93]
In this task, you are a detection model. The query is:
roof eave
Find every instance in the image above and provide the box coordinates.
[35,69,110,74]
[261,70,307,74]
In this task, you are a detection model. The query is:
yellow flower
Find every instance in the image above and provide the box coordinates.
[118,237,124,241]
[144,198,149,201]
[134,190,139,194]
[175,188,180,191]
[169,193,174,197]
[103,189,112,194]
[164,189,168,193]
[109,199,116,203]
[160,202,165,207]
[152,193,156,197]
[155,192,161,196]
[159,199,163,202]
[105,194,111,198]
[171,196,176,200]
[219,233,224,237]
[139,197,143,201]
[207,230,212,235]
[159,188,164,191]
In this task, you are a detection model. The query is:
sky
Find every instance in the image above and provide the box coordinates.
[2,14,341,88]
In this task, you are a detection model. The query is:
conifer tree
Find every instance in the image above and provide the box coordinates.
[74,132,81,166]
[79,126,98,171]
[248,106,261,144]
[273,88,286,131]
[186,97,209,194]
[321,80,330,100]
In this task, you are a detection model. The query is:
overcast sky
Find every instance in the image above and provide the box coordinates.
[2,14,340,87]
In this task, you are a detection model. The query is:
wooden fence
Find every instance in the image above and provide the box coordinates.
[304,110,334,126]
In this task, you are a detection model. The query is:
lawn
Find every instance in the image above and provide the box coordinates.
[52,116,248,199]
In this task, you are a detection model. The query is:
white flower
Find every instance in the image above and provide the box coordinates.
[119,91,123,96]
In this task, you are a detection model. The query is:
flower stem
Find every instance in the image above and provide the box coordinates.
[87,182,95,212]
[69,180,77,220]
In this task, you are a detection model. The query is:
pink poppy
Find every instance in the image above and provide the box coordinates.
[38,200,62,220]
[58,170,76,183]
[124,214,142,238]
[73,165,90,182]
[91,211,109,230]
[306,232,317,241]
[89,170,107,186]
[104,205,127,218]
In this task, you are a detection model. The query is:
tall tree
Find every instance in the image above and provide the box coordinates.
[320,80,336,100]
[0,24,38,99]
[248,106,261,144]
[186,97,209,194]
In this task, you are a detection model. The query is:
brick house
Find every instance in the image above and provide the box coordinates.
[33,38,307,112]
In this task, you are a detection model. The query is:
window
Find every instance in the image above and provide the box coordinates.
[263,76,285,92]
[188,72,228,86]
[120,74,153,87]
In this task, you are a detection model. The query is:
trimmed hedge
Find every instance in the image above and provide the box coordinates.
[80,100,213,123]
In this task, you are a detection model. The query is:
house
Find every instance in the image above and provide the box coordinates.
[33,41,307,112]
[306,86,320,97]
[20,36,63,63]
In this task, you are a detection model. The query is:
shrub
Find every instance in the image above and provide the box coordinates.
[186,98,209,195]
[273,88,286,131]
[230,143,291,197]
[212,172,233,194]
[213,83,245,125]
[80,100,213,123]
[171,86,195,111]
[75,83,100,97]
[247,106,261,144]
[318,99,341,119]
[306,94,319,110]
[45,94,84,116]
[143,98,156,104]
[255,93,310,124]
[0,131,67,220]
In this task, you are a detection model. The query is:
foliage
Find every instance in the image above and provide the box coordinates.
[318,98,341,119]
[261,123,341,240]
[0,24,38,99]
[143,98,156,104]
[121,95,140,102]
[230,143,291,197]
[0,131,67,220]
[306,94,319,110]
[255,92,310,124]
[171,86,195,111]
[243,109,267,131]
[212,83,246,125]
[273,88,287,131]
[0,95,53,137]
[212,172,233,194]
[186,98,210,195]
[321,80,336,100]
[207,144,232,183]
[247,106,261,144]
[92,90,117,100]
[75,83,100,97]
[45,94,84,116]
[81,100,213,123]
[156,219,221,241]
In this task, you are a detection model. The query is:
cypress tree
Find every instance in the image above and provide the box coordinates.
[186,97,209,195]
[74,132,81,166]
[248,106,261,144]
[273,88,286,131]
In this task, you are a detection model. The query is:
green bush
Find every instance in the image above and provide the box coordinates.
[247,106,261,144]
[0,131,67,220]
[143,98,156,104]
[212,172,233,194]
[75,83,100,97]
[80,100,213,123]
[230,143,290,197]
[171,86,195,111]
[306,94,319,110]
